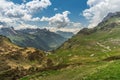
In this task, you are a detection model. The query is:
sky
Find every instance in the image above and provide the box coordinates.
[0,0,120,33]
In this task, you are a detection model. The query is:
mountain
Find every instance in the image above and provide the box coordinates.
[0,28,66,51]
[0,35,54,80]
[21,12,120,80]
[56,30,74,38]
[102,12,120,23]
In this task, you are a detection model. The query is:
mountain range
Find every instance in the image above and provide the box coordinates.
[0,27,67,51]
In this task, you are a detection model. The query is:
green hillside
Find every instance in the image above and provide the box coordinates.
[20,13,120,80]
[50,16,120,65]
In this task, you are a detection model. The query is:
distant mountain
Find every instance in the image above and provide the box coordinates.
[0,27,67,51]
[56,30,74,38]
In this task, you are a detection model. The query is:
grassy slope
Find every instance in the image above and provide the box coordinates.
[20,17,120,80]
[20,60,120,80]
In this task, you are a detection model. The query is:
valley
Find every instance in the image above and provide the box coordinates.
[0,28,67,51]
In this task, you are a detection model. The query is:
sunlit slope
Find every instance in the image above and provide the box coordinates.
[0,35,53,80]
[50,16,120,65]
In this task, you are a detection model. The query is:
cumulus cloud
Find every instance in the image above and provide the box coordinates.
[66,22,83,34]
[26,0,51,13]
[83,0,120,28]
[40,11,83,33]
[41,11,70,28]
[0,0,83,33]
[0,0,51,28]
[44,21,83,34]
[15,23,38,30]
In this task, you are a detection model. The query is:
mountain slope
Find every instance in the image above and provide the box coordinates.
[51,13,120,64]
[22,12,120,80]
[0,35,54,80]
[0,28,66,51]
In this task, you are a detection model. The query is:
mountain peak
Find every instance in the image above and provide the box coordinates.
[96,12,120,31]
[101,12,120,23]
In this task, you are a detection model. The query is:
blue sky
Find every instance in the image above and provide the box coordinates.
[3,0,89,33]
[41,0,89,23]
[11,0,88,24]
[0,0,120,33]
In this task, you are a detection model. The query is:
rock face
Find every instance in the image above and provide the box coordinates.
[0,28,66,51]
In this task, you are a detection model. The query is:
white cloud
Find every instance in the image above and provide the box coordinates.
[0,0,51,27]
[26,0,51,13]
[54,8,58,11]
[0,0,83,33]
[41,11,70,28]
[44,22,83,34]
[15,23,38,30]
[83,0,120,28]
[40,11,83,33]
[47,26,82,34]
